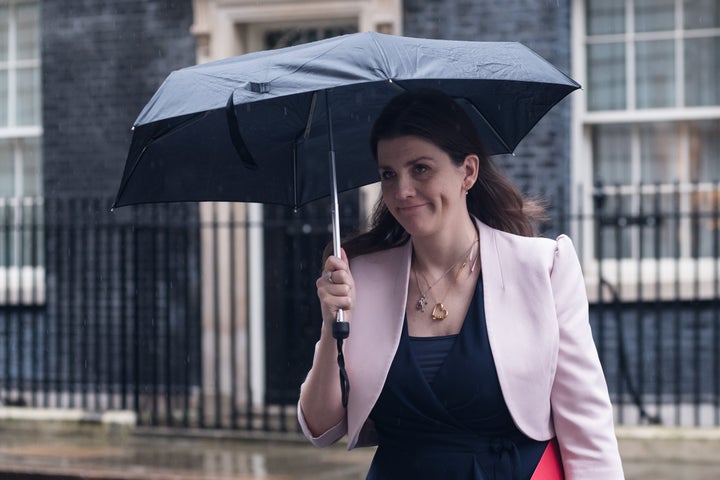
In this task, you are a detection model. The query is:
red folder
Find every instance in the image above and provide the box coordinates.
[530,438,564,480]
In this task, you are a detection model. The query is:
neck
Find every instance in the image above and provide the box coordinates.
[412,216,478,273]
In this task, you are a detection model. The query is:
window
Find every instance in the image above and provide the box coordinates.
[0,0,42,302]
[575,0,720,299]
[585,0,719,112]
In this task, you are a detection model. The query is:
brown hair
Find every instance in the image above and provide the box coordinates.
[337,89,546,261]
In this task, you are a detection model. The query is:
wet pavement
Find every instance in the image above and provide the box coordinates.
[0,425,717,479]
[0,426,372,480]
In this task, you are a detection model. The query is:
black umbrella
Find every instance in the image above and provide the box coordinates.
[113,32,580,407]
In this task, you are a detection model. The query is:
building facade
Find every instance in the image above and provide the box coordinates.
[0,0,716,429]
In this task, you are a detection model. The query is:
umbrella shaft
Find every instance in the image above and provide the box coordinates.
[326,90,345,324]
[329,149,344,323]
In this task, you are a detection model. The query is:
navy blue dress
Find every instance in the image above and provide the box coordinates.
[367,277,548,479]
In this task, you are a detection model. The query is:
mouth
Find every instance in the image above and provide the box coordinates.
[396,203,427,212]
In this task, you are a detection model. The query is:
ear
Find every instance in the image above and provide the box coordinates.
[462,154,479,191]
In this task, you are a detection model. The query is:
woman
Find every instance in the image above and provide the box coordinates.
[297,90,624,479]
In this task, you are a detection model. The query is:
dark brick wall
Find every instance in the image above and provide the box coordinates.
[26,1,202,406]
[41,0,196,202]
[404,0,574,234]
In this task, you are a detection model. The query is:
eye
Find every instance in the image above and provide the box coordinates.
[380,170,395,180]
[413,164,429,174]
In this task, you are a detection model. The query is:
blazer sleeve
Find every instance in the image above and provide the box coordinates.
[549,235,625,479]
[297,398,347,447]
[296,340,348,447]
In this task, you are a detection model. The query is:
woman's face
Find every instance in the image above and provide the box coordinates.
[377,135,477,238]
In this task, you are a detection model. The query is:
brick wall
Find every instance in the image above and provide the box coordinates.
[41,0,196,202]
[26,1,201,409]
[404,0,574,234]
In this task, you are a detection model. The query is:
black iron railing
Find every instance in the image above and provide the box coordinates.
[0,191,716,431]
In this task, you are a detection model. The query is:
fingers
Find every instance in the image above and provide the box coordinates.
[317,248,354,321]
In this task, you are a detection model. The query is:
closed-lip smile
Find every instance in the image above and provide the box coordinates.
[397,203,426,211]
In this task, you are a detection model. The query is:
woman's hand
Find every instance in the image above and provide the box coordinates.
[316,248,355,325]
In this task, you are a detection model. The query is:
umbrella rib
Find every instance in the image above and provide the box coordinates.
[113,112,208,208]
[225,93,258,170]
[291,91,320,209]
[461,98,514,154]
[292,143,298,210]
[387,79,409,92]
[388,84,515,154]
[303,92,318,140]
[112,143,152,209]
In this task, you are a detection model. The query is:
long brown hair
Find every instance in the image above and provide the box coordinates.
[339,89,546,260]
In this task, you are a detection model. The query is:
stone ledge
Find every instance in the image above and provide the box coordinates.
[617,426,720,465]
[616,425,720,441]
[0,407,136,435]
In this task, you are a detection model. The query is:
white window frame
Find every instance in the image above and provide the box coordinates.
[0,0,43,305]
[571,0,720,302]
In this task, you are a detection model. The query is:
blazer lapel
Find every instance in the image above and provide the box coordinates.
[344,240,412,447]
[478,219,557,440]
[476,219,516,414]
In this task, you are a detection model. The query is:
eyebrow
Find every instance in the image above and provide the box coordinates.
[378,155,435,170]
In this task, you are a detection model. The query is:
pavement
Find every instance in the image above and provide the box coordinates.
[0,422,717,479]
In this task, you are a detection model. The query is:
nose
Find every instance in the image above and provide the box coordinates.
[395,174,415,199]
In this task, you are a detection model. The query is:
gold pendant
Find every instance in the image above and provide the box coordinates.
[431,303,449,321]
[416,295,427,312]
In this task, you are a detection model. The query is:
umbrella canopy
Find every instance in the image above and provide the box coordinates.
[113,32,581,409]
[113,31,580,210]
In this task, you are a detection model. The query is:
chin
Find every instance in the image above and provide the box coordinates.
[398,220,435,239]
[392,208,438,237]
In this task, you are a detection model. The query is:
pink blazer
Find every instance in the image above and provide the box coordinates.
[298,218,625,479]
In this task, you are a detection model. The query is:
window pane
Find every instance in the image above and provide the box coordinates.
[684,0,720,29]
[592,124,632,185]
[636,40,675,108]
[640,123,678,183]
[689,120,720,182]
[16,67,40,126]
[587,43,626,110]
[0,6,8,63]
[587,0,625,35]
[0,201,17,266]
[16,2,39,61]
[635,0,675,32]
[0,139,14,197]
[685,37,720,107]
[21,137,40,196]
[264,25,357,50]
[21,200,41,266]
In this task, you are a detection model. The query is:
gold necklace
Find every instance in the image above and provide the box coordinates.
[414,237,478,320]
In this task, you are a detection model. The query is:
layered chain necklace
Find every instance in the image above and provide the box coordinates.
[414,236,479,321]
